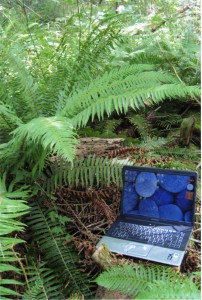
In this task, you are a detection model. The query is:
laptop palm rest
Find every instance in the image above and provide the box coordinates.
[97,236,152,257]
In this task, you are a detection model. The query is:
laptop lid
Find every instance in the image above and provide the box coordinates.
[121,166,197,227]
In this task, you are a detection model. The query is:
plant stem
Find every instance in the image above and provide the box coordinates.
[11,245,31,293]
[76,0,82,55]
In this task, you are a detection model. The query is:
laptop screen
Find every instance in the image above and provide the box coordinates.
[122,167,197,225]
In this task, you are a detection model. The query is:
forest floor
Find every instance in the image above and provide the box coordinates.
[52,139,201,279]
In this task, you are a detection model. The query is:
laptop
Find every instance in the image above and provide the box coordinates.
[97,166,198,266]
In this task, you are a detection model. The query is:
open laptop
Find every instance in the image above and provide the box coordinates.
[97,166,198,266]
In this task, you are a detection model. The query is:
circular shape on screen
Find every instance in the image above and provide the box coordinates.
[184,211,193,223]
[151,187,174,206]
[139,199,159,218]
[187,184,194,191]
[135,172,157,197]
[176,189,192,212]
[157,174,189,193]
[159,204,183,221]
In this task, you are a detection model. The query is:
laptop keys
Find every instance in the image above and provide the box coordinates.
[109,222,185,249]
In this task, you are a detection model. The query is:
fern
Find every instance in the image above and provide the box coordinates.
[155,113,182,129]
[0,174,29,299]
[22,262,64,300]
[27,200,94,298]
[101,119,122,138]
[0,116,78,173]
[128,114,153,140]
[151,146,201,161]
[42,155,133,192]
[60,64,200,128]
[4,46,41,121]
[0,102,22,128]
[94,264,201,299]
[136,279,201,299]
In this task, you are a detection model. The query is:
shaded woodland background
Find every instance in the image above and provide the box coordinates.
[0,0,201,299]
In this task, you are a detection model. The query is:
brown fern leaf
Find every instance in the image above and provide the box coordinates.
[105,146,148,158]
[94,197,116,224]
[132,156,173,166]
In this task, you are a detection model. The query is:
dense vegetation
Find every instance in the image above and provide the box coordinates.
[0,0,200,299]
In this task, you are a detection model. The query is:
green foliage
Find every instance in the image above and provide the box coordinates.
[0,2,200,298]
[42,155,132,192]
[1,56,199,175]
[128,114,153,140]
[22,262,64,300]
[154,113,182,130]
[61,64,200,128]
[94,264,201,299]
[0,174,29,300]
[26,200,94,298]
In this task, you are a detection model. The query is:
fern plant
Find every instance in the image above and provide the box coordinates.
[42,155,132,193]
[26,199,94,299]
[0,7,200,299]
[22,262,64,300]
[0,22,200,175]
[94,264,201,299]
[0,174,29,300]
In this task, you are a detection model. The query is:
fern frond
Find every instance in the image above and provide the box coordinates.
[0,175,29,299]
[42,155,133,193]
[0,102,22,128]
[11,116,77,163]
[94,264,200,299]
[27,200,93,298]
[60,64,200,128]
[139,137,169,150]
[136,278,201,299]
[101,119,122,138]
[155,113,182,129]
[94,264,141,296]
[128,114,152,140]
[151,146,201,161]
[23,263,64,300]
[5,46,41,120]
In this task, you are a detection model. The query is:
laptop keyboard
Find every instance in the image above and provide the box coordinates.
[109,222,185,249]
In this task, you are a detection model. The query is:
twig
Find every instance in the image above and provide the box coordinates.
[58,191,97,242]
[11,245,31,293]
[151,5,190,33]
[157,40,184,85]
[193,228,201,233]
[190,238,201,244]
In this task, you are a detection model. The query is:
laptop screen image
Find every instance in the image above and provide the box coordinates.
[121,168,196,225]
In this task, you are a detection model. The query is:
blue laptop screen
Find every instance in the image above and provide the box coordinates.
[122,169,196,224]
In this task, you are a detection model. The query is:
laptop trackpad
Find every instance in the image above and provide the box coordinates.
[98,237,151,257]
[124,242,151,256]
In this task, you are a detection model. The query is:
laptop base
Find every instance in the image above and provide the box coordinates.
[97,236,185,266]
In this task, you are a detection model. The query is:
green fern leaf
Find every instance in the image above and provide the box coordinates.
[27,201,93,298]
[11,116,78,163]
[0,102,22,128]
[94,264,146,296]
[23,263,64,300]
[94,264,200,299]
[136,279,201,299]
[0,175,29,300]
[60,64,200,128]
[42,155,132,192]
